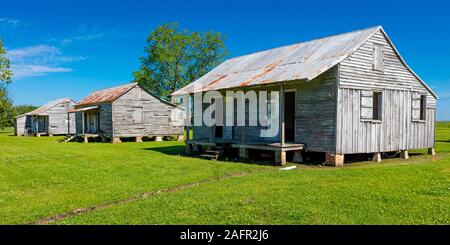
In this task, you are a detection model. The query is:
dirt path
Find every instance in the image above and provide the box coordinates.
[33,169,270,224]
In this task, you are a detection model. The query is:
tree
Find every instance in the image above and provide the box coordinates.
[0,86,14,129]
[0,37,14,129]
[0,38,12,83]
[14,105,38,116]
[134,23,227,99]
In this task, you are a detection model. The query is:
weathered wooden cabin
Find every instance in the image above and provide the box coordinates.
[172,26,437,166]
[14,98,76,136]
[71,82,184,143]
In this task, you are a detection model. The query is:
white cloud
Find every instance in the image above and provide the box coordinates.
[0,17,21,27]
[11,65,72,78]
[7,45,85,79]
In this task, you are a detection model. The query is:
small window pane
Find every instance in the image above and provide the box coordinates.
[373,92,382,120]
[420,95,427,120]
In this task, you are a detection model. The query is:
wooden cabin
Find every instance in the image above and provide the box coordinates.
[172,26,437,166]
[71,82,184,143]
[14,98,76,136]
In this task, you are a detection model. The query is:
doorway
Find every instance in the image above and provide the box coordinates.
[84,111,99,134]
[284,91,295,142]
[215,126,223,138]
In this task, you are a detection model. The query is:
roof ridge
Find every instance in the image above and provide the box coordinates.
[226,26,381,62]
[76,82,138,106]
[88,82,137,94]
[19,97,74,117]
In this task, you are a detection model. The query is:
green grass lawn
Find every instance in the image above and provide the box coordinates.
[0,124,449,224]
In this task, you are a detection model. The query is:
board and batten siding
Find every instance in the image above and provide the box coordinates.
[15,100,76,136]
[112,86,183,137]
[14,116,26,135]
[294,67,337,152]
[45,101,76,135]
[336,30,436,154]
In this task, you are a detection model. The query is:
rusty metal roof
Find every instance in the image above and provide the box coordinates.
[68,105,99,113]
[18,98,75,117]
[172,26,381,95]
[76,82,138,107]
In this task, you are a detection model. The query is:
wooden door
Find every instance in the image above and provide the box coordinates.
[284,91,295,142]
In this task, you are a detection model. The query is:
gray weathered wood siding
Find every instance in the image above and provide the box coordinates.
[293,67,337,152]
[336,30,436,154]
[192,67,338,152]
[112,86,183,137]
[45,101,76,135]
[15,100,76,136]
[97,103,113,135]
[14,116,26,135]
[75,112,82,135]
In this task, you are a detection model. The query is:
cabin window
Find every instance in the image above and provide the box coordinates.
[373,44,384,71]
[412,93,426,122]
[420,95,427,120]
[372,92,382,120]
[361,90,382,122]
[133,107,143,124]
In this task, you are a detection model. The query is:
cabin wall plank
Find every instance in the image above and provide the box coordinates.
[336,30,436,154]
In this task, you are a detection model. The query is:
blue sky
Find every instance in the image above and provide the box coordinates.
[1,0,449,120]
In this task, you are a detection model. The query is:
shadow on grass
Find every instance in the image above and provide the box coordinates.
[143,146,278,166]
[437,140,450,143]
[143,145,186,156]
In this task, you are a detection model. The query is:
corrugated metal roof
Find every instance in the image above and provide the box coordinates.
[68,105,99,113]
[76,82,137,107]
[19,98,75,117]
[172,26,381,95]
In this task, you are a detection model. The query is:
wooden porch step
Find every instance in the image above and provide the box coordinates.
[204,150,221,154]
[59,135,76,143]
[200,154,219,160]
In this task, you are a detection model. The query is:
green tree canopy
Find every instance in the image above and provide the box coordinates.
[14,105,38,116]
[0,86,14,129]
[0,38,13,84]
[134,23,227,99]
[0,37,14,129]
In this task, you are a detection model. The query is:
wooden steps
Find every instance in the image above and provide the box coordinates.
[59,135,76,143]
[200,146,226,160]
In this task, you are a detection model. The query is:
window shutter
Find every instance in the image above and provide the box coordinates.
[133,107,143,123]
[411,93,421,121]
[361,90,373,120]
[373,45,384,71]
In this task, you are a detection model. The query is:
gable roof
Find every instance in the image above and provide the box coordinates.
[172,26,437,98]
[17,98,76,117]
[76,82,183,108]
[76,82,138,106]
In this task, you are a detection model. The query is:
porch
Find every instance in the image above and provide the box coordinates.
[28,115,50,136]
[185,139,304,165]
[183,83,303,165]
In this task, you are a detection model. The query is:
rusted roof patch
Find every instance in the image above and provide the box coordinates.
[76,82,137,107]
[172,26,381,95]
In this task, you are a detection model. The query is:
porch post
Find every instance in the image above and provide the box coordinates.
[279,83,285,147]
[67,112,70,135]
[275,150,286,166]
[241,88,245,144]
